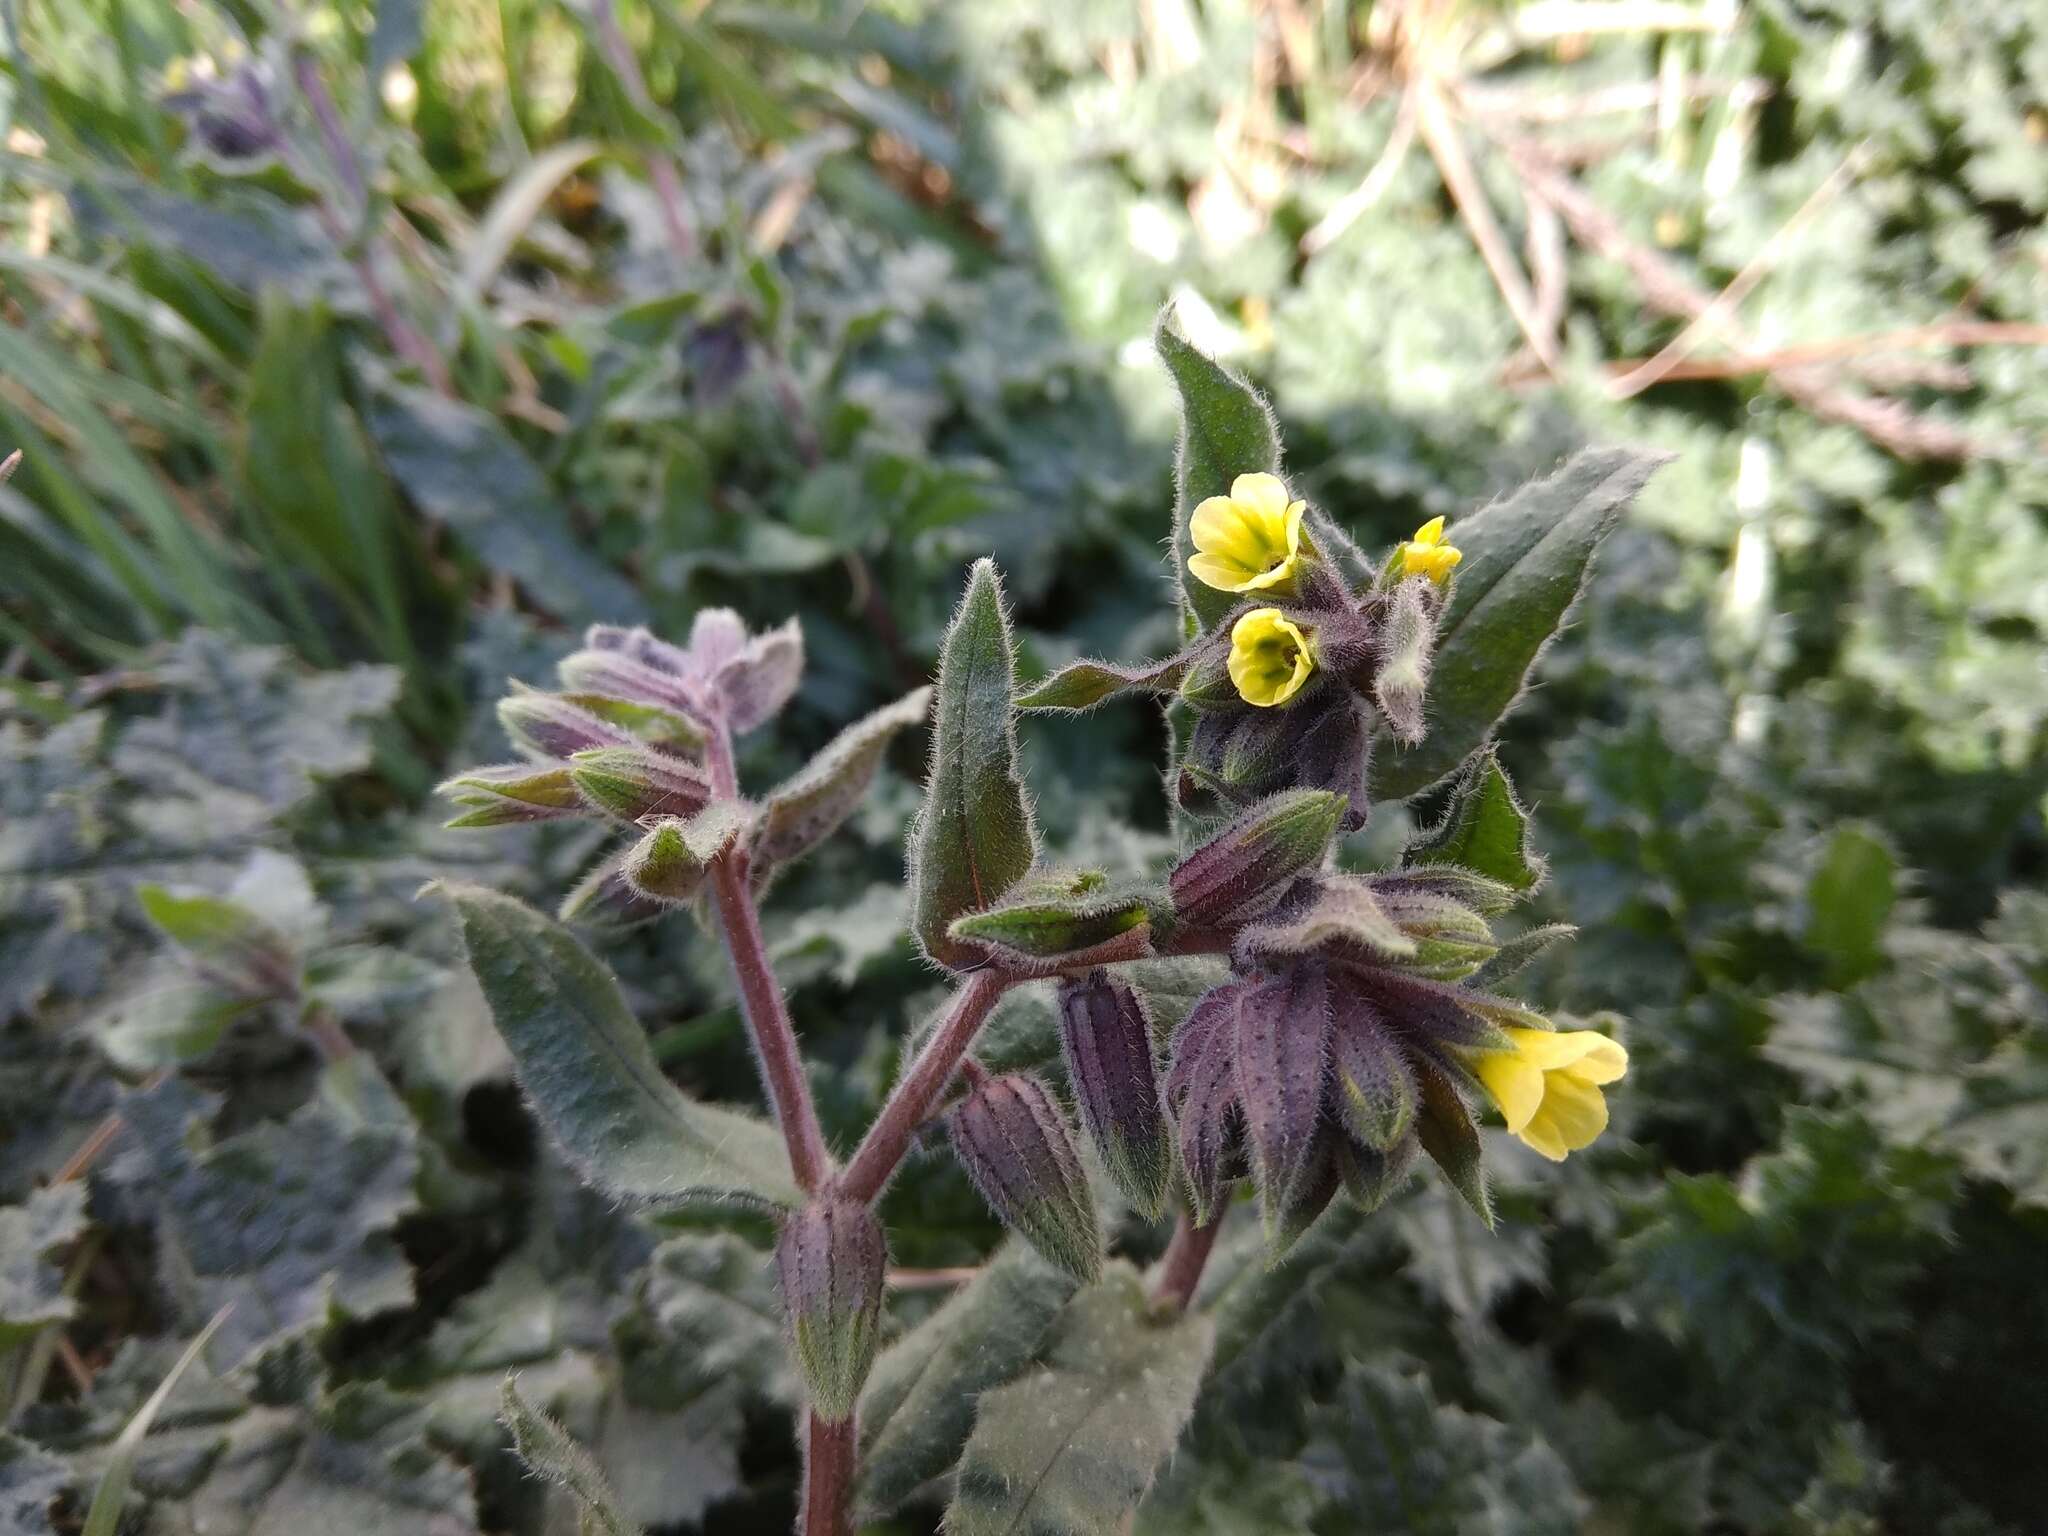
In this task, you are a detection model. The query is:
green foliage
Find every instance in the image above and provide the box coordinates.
[1156,309,1284,633]
[909,560,1038,968]
[1403,749,1548,893]
[1375,449,1669,797]
[858,1240,1077,1520]
[0,1185,86,1349]
[446,884,798,1209]
[500,1377,645,1536]
[943,1266,1215,1536]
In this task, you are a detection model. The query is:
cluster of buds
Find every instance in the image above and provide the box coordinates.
[1173,475,1461,830]
[437,610,800,920]
[1165,842,1627,1251]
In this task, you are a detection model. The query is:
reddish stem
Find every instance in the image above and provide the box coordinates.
[801,1411,856,1536]
[702,716,831,1194]
[839,969,1009,1204]
[1151,1208,1222,1313]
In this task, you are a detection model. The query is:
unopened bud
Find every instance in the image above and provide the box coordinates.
[1169,789,1346,929]
[1328,993,1417,1152]
[774,1201,885,1423]
[556,648,699,717]
[620,802,748,903]
[714,620,804,734]
[569,747,710,823]
[1372,578,1436,745]
[437,762,583,827]
[1057,972,1171,1219]
[949,874,1159,969]
[947,1073,1101,1283]
[498,688,632,761]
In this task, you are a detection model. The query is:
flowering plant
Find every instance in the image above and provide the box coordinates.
[440,308,1666,1535]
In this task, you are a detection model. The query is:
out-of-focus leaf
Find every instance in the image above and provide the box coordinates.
[0,1182,88,1347]
[943,1264,1214,1536]
[0,1431,68,1535]
[500,1377,644,1536]
[363,379,645,623]
[445,884,798,1209]
[80,1305,233,1536]
[1803,825,1896,986]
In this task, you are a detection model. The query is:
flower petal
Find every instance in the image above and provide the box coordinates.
[1191,497,1263,570]
[1530,1071,1609,1152]
[1505,1026,1625,1078]
[1232,473,1291,519]
[1412,515,1446,547]
[1474,1051,1544,1135]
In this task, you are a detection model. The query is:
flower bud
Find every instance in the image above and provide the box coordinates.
[556,649,700,718]
[714,619,804,734]
[1169,789,1346,929]
[1327,993,1417,1152]
[1373,577,1437,745]
[1057,972,1172,1219]
[498,687,633,761]
[569,747,711,823]
[774,1201,886,1423]
[947,1073,1102,1283]
[437,763,583,827]
[1235,964,1334,1250]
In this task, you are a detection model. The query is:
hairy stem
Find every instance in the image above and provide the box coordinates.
[1151,1207,1222,1313]
[840,969,1009,1204]
[703,717,831,1193]
[801,1411,857,1536]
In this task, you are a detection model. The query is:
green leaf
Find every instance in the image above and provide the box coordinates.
[0,1430,70,1535]
[110,1063,418,1369]
[1155,308,1283,633]
[1415,1059,1493,1229]
[1804,825,1896,986]
[0,1182,87,1347]
[445,884,798,1209]
[1402,749,1547,892]
[500,1377,645,1536]
[622,802,750,903]
[947,873,1161,966]
[1018,655,1190,713]
[908,560,1038,968]
[750,686,931,891]
[81,1306,233,1536]
[1376,449,1669,798]
[363,378,646,624]
[944,1265,1215,1536]
[1302,1359,1586,1534]
[857,1240,1077,1521]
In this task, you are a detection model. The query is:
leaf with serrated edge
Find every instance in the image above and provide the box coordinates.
[908,561,1038,968]
[1403,748,1547,891]
[1156,308,1284,634]
[943,1265,1215,1536]
[445,884,798,1209]
[1377,449,1669,798]
[856,1241,1076,1521]
[751,686,930,890]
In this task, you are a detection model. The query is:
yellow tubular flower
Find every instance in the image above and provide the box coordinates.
[1227,608,1315,708]
[1188,473,1307,594]
[1396,516,1463,584]
[1471,1026,1628,1162]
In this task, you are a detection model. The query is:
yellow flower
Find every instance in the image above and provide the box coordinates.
[1470,1026,1627,1162]
[1227,608,1315,708]
[1395,516,1462,584]
[1188,473,1307,595]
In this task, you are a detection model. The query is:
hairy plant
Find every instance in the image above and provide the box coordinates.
[432,306,1665,1536]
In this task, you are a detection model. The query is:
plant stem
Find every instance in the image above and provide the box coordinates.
[839,969,1009,1204]
[1151,1207,1222,1313]
[702,717,831,1193]
[801,1411,856,1536]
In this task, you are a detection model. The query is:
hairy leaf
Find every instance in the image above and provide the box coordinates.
[944,1265,1215,1536]
[908,560,1038,968]
[857,1241,1077,1520]
[446,884,798,1209]
[501,1377,644,1536]
[1376,450,1669,798]
[1403,748,1547,892]
[1156,310,1283,633]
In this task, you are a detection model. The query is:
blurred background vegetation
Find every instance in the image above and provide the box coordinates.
[1,0,2044,1532]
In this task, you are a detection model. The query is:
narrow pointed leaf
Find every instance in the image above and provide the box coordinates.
[1157,309,1284,632]
[751,686,931,890]
[1403,748,1547,891]
[499,1377,644,1536]
[1018,654,1190,713]
[908,560,1038,968]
